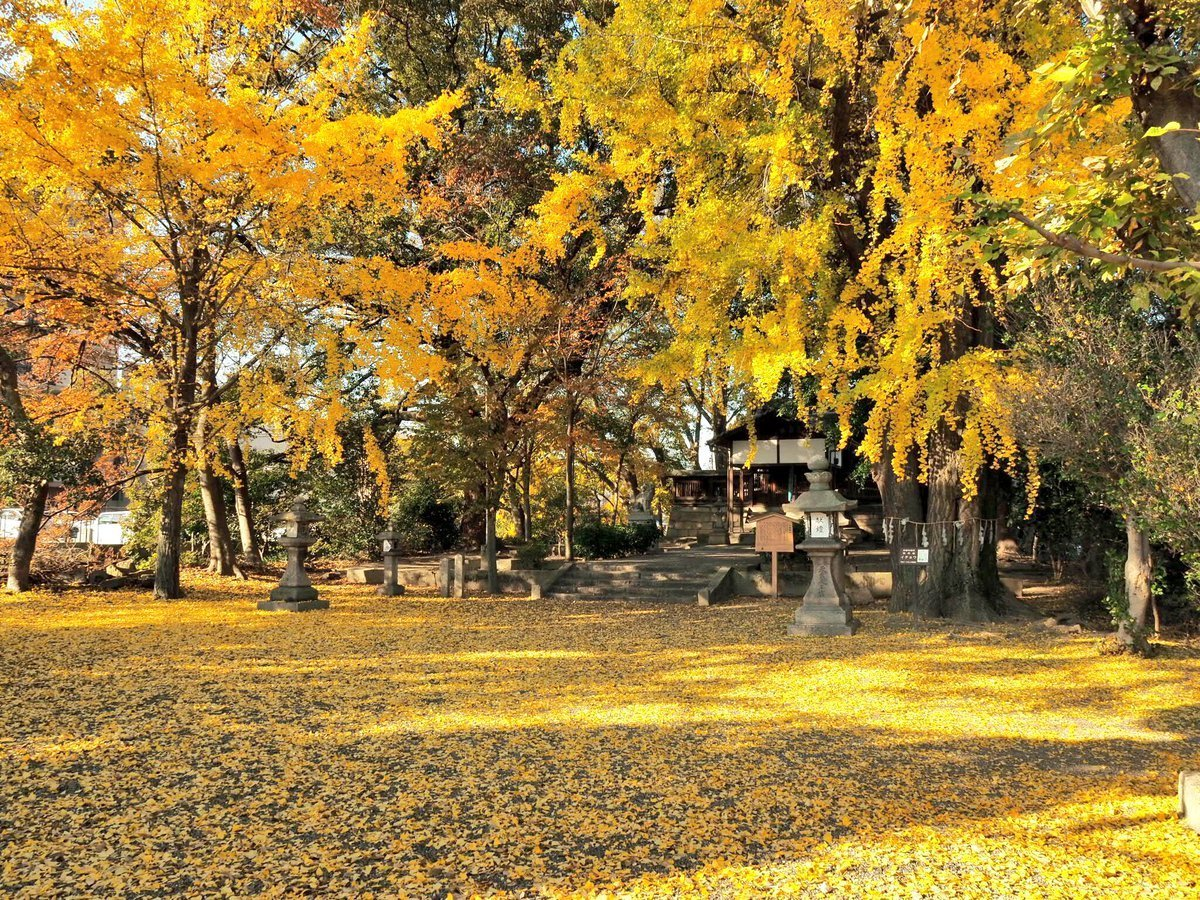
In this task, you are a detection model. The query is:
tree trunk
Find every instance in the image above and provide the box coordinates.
[6,480,49,593]
[711,387,729,471]
[918,425,1003,621]
[1118,516,1153,646]
[154,454,189,600]
[872,443,924,613]
[194,354,239,577]
[1133,71,1200,212]
[484,477,499,594]
[521,446,533,542]
[0,345,50,593]
[227,438,262,566]
[154,277,201,600]
[565,395,577,560]
[197,461,239,576]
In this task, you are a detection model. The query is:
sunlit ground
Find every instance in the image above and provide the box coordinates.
[2,576,1198,898]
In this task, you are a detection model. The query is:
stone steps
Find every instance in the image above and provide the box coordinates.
[548,557,730,602]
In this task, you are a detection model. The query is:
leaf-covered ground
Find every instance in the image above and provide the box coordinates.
[2,577,1199,898]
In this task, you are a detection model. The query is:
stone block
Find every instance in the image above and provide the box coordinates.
[346,566,384,585]
[269,583,320,603]
[1181,771,1200,833]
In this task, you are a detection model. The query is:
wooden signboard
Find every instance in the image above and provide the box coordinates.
[753,513,795,598]
[754,513,796,553]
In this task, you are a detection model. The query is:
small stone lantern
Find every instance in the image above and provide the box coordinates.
[783,453,858,636]
[377,529,406,597]
[259,501,329,612]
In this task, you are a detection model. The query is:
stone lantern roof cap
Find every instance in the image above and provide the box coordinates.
[273,500,324,524]
[791,489,856,513]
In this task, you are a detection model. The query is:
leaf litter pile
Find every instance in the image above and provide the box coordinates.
[2,576,1199,898]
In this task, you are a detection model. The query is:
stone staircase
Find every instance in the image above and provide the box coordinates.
[547,548,762,603]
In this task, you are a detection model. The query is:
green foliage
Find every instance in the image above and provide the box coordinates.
[513,537,552,570]
[1102,548,1135,632]
[1011,463,1122,580]
[0,420,102,507]
[1009,279,1200,584]
[122,473,211,566]
[574,522,659,559]
[389,479,460,555]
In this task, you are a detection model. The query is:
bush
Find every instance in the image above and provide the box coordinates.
[513,537,552,570]
[574,522,660,559]
[389,480,460,555]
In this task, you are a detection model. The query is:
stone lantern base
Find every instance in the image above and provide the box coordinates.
[257,598,330,612]
[787,611,859,637]
[788,539,858,636]
[258,585,329,612]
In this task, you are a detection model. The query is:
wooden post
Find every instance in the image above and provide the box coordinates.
[753,512,794,598]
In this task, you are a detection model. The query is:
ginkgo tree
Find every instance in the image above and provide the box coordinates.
[0,0,456,597]
[528,0,1089,618]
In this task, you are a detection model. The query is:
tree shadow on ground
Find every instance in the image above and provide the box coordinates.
[2,589,1199,896]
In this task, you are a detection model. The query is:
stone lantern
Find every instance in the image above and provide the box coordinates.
[258,501,328,612]
[377,529,406,596]
[783,453,858,636]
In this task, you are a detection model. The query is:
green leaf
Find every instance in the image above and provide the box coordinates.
[1144,121,1181,138]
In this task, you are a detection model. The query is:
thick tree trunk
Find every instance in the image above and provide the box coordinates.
[227,438,262,566]
[1118,517,1153,646]
[1133,72,1200,212]
[6,481,49,593]
[874,432,1003,621]
[565,395,577,560]
[918,425,1004,621]
[0,345,49,593]
[872,443,924,613]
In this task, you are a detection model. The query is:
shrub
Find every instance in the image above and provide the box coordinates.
[513,537,552,570]
[574,522,660,559]
[389,480,460,555]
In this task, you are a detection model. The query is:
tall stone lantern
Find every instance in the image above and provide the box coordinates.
[377,530,406,597]
[259,501,329,612]
[783,453,858,636]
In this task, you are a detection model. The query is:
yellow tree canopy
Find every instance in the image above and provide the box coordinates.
[533,0,1085,491]
[0,0,458,466]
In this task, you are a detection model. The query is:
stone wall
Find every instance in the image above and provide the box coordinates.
[665,502,727,544]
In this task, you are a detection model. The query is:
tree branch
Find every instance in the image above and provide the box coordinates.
[1009,210,1200,275]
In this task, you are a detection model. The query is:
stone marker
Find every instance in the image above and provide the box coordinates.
[438,557,453,597]
[452,553,465,599]
[377,530,406,597]
[258,501,328,612]
[1181,771,1200,833]
[345,566,384,585]
[783,454,858,636]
